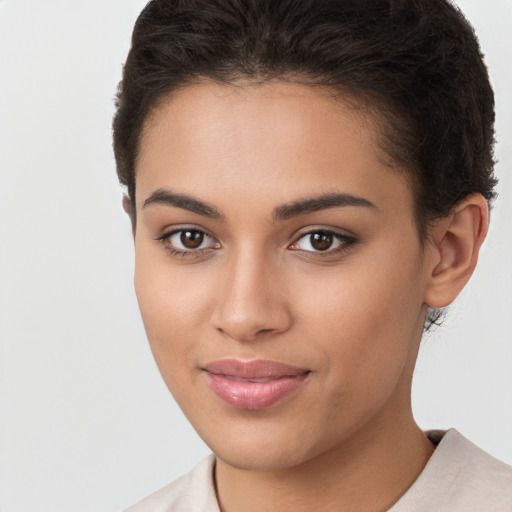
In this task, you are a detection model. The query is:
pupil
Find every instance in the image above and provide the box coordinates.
[180,230,204,249]
[311,232,333,251]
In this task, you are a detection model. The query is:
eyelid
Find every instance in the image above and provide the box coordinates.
[155,225,221,256]
[290,225,357,243]
[288,227,358,254]
[156,224,215,241]
[154,225,356,258]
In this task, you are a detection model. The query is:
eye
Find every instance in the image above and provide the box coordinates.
[157,228,220,254]
[289,230,356,253]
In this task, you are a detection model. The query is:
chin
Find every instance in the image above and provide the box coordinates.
[214,442,312,472]
[194,415,325,472]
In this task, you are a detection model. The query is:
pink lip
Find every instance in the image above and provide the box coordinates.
[202,359,310,410]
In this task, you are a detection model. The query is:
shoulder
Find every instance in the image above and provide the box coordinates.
[123,454,219,512]
[390,429,512,512]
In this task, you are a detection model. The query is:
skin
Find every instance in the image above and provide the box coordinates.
[132,81,488,512]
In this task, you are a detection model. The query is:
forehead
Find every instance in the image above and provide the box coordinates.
[139,81,378,161]
[135,80,413,219]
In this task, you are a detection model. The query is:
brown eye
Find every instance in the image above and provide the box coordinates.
[162,228,220,254]
[180,230,204,249]
[289,229,356,254]
[310,232,333,251]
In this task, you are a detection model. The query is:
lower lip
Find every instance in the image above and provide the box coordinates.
[204,372,309,410]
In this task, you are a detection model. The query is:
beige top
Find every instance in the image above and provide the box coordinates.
[125,429,512,511]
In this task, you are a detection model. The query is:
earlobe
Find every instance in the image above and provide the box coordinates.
[424,194,489,309]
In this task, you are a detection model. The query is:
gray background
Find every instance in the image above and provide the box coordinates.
[0,0,511,510]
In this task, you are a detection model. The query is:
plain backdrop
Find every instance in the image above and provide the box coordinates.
[0,1,511,510]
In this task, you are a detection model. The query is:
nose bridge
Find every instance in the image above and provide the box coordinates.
[213,244,291,341]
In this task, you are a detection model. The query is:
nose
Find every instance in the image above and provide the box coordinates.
[211,248,293,342]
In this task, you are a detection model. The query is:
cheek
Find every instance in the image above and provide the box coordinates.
[296,248,423,335]
[294,244,425,389]
[133,250,212,388]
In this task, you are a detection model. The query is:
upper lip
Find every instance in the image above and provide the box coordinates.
[202,359,310,379]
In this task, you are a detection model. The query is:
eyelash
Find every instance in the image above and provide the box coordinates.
[289,230,357,257]
[155,228,219,259]
[155,228,357,259]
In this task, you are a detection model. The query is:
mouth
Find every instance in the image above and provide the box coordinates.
[202,359,311,410]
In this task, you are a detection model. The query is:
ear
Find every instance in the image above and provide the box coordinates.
[122,195,136,236]
[424,194,489,309]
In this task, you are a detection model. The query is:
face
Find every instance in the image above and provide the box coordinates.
[134,81,432,471]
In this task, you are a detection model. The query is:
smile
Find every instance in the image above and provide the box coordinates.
[202,359,310,410]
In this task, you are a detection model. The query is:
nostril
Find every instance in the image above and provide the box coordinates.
[215,324,283,343]
[256,328,274,335]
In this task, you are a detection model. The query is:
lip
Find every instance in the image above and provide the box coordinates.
[202,359,310,410]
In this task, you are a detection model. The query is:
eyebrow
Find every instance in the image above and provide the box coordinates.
[142,188,376,221]
[273,193,377,221]
[142,188,223,219]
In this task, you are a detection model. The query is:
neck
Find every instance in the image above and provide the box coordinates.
[214,409,434,512]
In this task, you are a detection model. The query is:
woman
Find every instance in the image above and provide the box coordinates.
[113,0,512,510]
